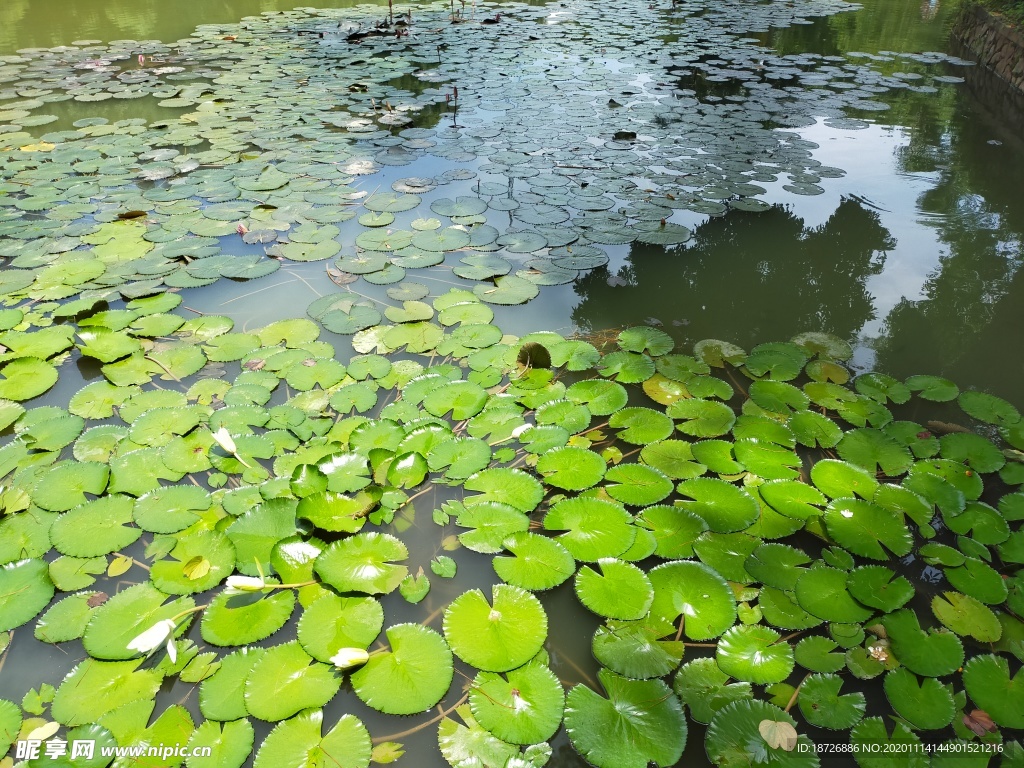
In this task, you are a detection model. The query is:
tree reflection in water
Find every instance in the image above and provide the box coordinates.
[571,199,894,351]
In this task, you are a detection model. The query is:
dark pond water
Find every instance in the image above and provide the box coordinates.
[2,0,1023,765]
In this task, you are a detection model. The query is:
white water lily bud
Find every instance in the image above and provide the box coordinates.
[330,648,370,670]
[510,424,531,438]
[127,619,176,655]
[211,427,237,454]
[224,575,266,595]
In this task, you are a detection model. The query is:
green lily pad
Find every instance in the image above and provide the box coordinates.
[962,654,1024,729]
[469,661,565,744]
[716,624,795,684]
[706,700,815,767]
[351,623,453,715]
[574,558,653,620]
[245,641,342,722]
[0,558,54,631]
[883,668,955,730]
[797,673,865,730]
[543,496,635,561]
[648,560,736,640]
[253,710,370,768]
[443,584,547,672]
[315,532,408,595]
[565,668,686,768]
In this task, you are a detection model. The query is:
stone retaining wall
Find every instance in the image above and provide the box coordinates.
[952,4,1024,92]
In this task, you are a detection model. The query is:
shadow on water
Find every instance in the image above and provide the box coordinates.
[571,199,893,349]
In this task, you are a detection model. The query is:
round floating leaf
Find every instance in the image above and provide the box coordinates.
[245,642,342,722]
[959,390,1020,427]
[201,589,295,647]
[810,459,879,500]
[846,566,914,612]
[883,668,955,730]
[593,616,684,680]
[793,636,846,674]
[638,505,708,559]
[939,432,1004,473]
[297,594,384,663]
[492,532,576,591]
[648,560,736,640]
[640,441,706,481]
[455,501,529,554]
[50,494,139,557]
[706,700,815,768]
[52,658,163,727]
[797,674,865,730]
[669,398,736,438]
[424,380,488,420]
[0,357,58,400]
[469,661,565,744]
[676,478,760,533]
[850,718,927,767]
[574,558,653,620]
[905,374,958,402]
[315,532,408,595]
[150,531,235,595]
[351,623,453,715]
[465,468,544,512]
[82,582,193,660]
[716,624,795,684]
[882,609,964,678]
[543,496,635,561]
[962,654,1024,729]
[536,446,606,491]
[836,428,913,476]
[609,407,674,445]
[604,463,673,506]
[674,658,752,725]
[794,566,873,624]
[186,718,255,768]
[618,327,674,356]
[565,668,686,768]
[444,584,547,672]
[0,558,54,631]
[823,498,912,560]
[474,276,539,305]
[759,481,825,521]
[598,351,656,384]
[931,591,1001,642]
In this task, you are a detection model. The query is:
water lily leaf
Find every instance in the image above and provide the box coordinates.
[592,615,684,680]
[50,494,139,556]
[537,446,606,491]
[604,463,673,506]
[82,582,193,660]
[444,584,547,672]
[716,624,795,684]
[883,668,955,729]
[0,558,54,631]
[609,407,674,445]
[810,459,879,500]
[133,485,211,534]
[543,496,635,561]
[424,380,488,420]
[959,390,1020,427]
[315,532,408,594]
[793,636,846,674]
[962,654,1024,729]
[846,566,914,612]
[35,591,100,644]
[412,226,471,252]
[797,674,865,730]
[186,718,255,768]
[676,478,760,533]
[352,623,453,715]
[743,544,811,591]
[618,327,674,356]
[253,710,370,768]
[384,321,443,353]
[428,437,492,480]
[931,591,1001,642]
[0,357,58,400]
[823,498,912,560]
[575,558,653,620]
[469,660,564,745]
[455,502,530,554]
[648,560,736,640]
[939,432,1004,473]
[438,705,518,768]
[77,329,142,362]
[226,499,298,577]
[905,374,958,402]
[297,489,378,533]
[245,641,342,722]
[855,373,911,405]
[566,668,685,768]
[201,589,295,646]
[673,658,752,725]
[789,410,843,448]
[151,532,235,595]
[598,350,655,384]
[836,428,913,476]
[706,700,815,768]
[944,557,1007,604]
[850,718,928,768]
[199,647,264,722]
[758,481,825,521]
[52,658,162,726]
[474,276,539,305]
[794,566,873,624]
[669,398,736,438]
[492,532,575,592]
[465,468,544,512]
[882,609,963,677]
